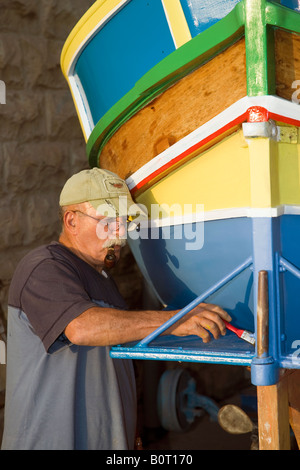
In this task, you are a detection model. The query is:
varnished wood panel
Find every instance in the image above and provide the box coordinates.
[99,39,247,180]
[276,29,300,102]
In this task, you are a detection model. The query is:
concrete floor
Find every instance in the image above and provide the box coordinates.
[143,386,258,451]
[144,415,254,451]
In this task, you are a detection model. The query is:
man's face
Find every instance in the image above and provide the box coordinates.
[66,202,127,269]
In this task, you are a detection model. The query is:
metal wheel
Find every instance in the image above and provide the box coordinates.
[157,368,192,432]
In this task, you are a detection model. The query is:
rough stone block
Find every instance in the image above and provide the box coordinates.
[0,90,45,142]
[20,36,47,89]
[0,197,25,249]
[45,90,83,140]
[40,0,94,40]
[0,34,24,88]
[19,37,66,90]
[0,0,40,35]
[40,39,67,89]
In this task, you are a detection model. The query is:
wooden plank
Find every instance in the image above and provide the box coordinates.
[99,39,247,180]
[255,270,290,450]
[276,29,300,103]
[286,370,300,449]
[257,380,291,450]
[262,369,300,450]
[98,30,300,184]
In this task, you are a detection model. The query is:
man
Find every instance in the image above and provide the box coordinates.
[1,167,231,450]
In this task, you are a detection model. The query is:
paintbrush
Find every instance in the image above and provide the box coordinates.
[224,320,255,345]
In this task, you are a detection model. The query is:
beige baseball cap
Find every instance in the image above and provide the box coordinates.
[59,167,143,218]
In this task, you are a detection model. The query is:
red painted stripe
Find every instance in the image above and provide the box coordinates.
[268,112,300,128]
[130,108,300,194]
[131,112,248,194]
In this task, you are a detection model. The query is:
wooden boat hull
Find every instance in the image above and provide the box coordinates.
[61,0,300,382]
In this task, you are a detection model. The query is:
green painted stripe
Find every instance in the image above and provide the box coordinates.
[244,0,278,96]
[266,1,300,34]
[244,0,300,97]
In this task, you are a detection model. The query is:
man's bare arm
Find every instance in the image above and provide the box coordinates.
[64,303,232,346]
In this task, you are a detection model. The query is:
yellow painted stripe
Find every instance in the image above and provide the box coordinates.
[278,140,300,205]
[61,0,127,77]
[162,0,192,49]
[248,138,300,207]
[134,131,300,214]
[248,138,278,208]
[135,130,251,214]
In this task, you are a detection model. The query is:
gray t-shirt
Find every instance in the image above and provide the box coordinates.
[1,242,137,450]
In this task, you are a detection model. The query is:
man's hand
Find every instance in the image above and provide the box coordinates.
[167,303,232,343]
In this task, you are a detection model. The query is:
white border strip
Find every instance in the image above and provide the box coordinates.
[204,205,300,221]
[69,74,95,139]
[129,211,204,230]
[126,95,300,191]
[129,205,300,230]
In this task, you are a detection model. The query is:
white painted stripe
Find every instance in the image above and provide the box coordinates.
[202,205,300,221]
[128,205,300,231]
[68,74,94,140]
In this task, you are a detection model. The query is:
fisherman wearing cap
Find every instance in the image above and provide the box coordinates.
[1,168,231,450]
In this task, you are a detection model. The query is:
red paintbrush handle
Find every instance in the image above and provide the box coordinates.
[223,320,244,338]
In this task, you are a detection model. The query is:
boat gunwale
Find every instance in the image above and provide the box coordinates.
[86,3,246,165]
[85,1,300,167]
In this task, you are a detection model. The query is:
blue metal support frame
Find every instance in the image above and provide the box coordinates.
[250,217,280,385]
[278,256,300,281]
[110,256,255,365]
[251,251,300,385]
[111,216,300,384]
[136,256,253,347]
[275,253,300,371]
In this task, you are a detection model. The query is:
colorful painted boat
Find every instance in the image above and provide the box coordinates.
[61,0,300,385]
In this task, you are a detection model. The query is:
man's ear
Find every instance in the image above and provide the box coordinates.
[64,210,77,233]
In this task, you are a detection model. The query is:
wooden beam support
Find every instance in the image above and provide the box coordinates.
[256,270,290,449]
[257,379,291,450]
[283,369,300,449]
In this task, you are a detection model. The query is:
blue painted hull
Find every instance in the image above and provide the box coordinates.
[75,0,176,126]
[129,216,254,331]
[111,214,300,379]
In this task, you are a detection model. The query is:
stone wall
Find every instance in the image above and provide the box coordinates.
[0,0,98,316]
[0,0,102,391]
